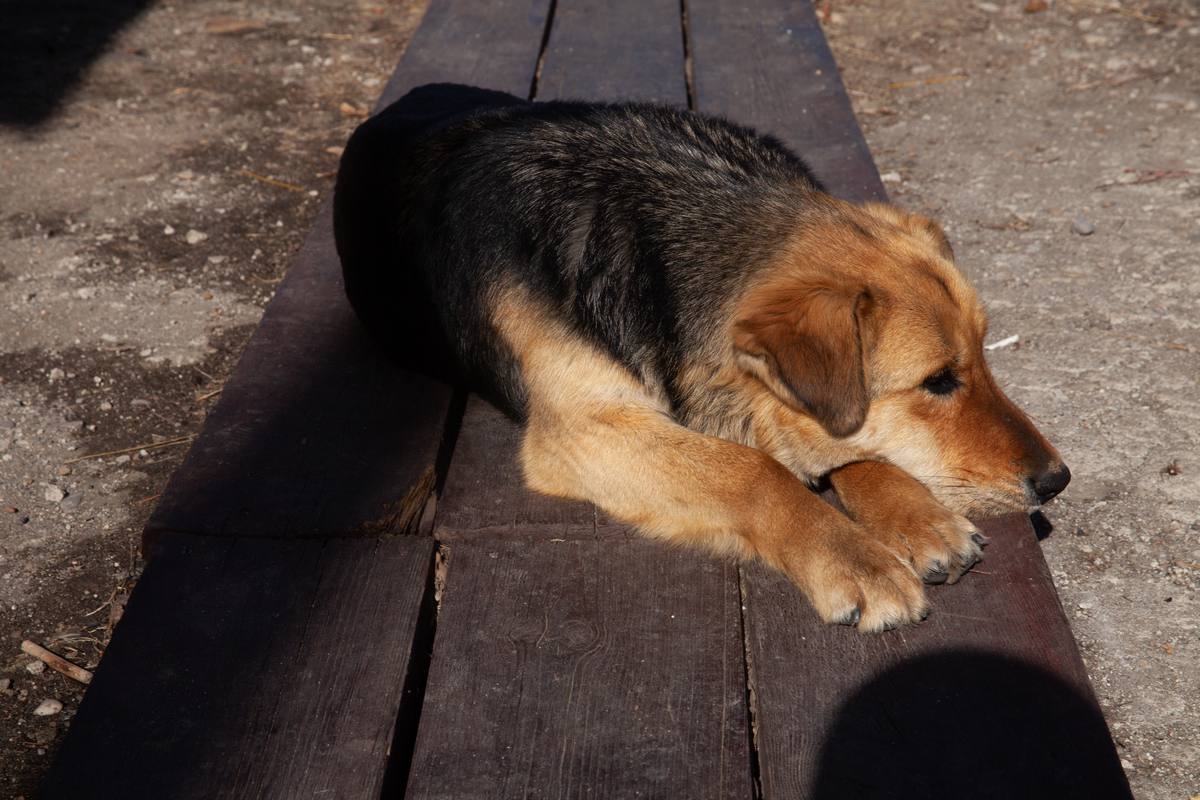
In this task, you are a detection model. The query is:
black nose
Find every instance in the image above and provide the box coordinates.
[1033,463,1071,504]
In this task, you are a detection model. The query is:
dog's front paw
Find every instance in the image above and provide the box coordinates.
[853,494,986,586]
[778,522,929,633]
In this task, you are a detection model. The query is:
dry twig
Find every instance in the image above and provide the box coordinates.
[21,640,94,685]
[64,434,196,464]
[238,168,305,193]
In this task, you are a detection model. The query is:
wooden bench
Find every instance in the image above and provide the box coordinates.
[44,1,1132,798]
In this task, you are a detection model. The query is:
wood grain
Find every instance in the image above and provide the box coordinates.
[742,513,1132,799]
[405,539,751,799]
[42,533,436,799]
[687,0,886,203]
[376,0,552,108]
[419,6,752,798]
[536,0,686,104]
[436,395,633,540]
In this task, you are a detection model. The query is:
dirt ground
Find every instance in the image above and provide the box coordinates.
[0,0,1195,797]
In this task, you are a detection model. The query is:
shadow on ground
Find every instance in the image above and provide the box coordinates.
[0,0,154,127]
[813,650,1132,799]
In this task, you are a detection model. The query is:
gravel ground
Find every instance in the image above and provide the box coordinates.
[0,0,428,794]
[1,0,1196,797]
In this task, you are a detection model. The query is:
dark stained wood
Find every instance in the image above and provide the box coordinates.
[537,0,687,104]
[50,3,556,798]
[687,0,886,204]
[436,395,636,540]
[417,5,753,798]
[145,0,555,543]
[146,202,452,540]
[742,513,1132,799]
[405,539,751,799]
[42,533,436,799]
[376,0,552,109]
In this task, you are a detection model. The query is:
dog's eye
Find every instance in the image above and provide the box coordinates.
[921,367,960,395]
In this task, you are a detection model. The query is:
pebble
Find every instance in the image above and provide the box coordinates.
[43,485,65,503]
[185,229,209,245]
[0,678,10,691]
[1072,217,1096,236]
[880,171,902,183]
[26,660,46,675]
[33,698,62,716]
[48,368,65,382]
[163,225,175,235]
[60,493,82,512]
[57,465,71,476]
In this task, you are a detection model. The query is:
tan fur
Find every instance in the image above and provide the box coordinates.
[492,281,929,632]
[487,200,1065,632]
[725,200,1063,516]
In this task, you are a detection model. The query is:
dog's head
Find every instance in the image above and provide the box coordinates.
[732,200,1069,515]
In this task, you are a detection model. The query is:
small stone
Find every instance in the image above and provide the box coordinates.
[60,493,82,512]
[114,455,131,464]
[163,225,175,235]
[99,401,113,411]
[185,229,209,245]
[57,465,71,476]
[880,171,902,184]
[27,660,46,675]
[1072,218,1096,236]
[48,368,65,382]
[0,678,10,691]
[33,698,62,716]
[977,1,1000,12]
[43,485,65,503]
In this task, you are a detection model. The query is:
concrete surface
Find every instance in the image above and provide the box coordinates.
[0,0,1196,797]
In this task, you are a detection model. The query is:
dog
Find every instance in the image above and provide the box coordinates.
[334,83,1070,632]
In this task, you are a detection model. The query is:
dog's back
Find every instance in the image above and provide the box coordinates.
[334,83,823,417]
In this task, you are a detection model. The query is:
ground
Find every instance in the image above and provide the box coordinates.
[0,0,1195,797]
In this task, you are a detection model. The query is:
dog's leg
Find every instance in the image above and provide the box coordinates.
[495,288,927,631]
[829,461,986,584]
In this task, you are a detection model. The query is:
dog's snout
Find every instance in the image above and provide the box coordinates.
[1032,463,1071,504]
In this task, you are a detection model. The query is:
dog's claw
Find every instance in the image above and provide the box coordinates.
[838,607,862,626]
[924,566,949,585]
[971,531,989,546]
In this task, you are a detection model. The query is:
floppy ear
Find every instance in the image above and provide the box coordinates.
[733,285,876,437]
[863,203,955,260]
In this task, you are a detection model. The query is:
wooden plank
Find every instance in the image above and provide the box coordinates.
[743,513,1132,799]
[536,0,687,104]
[418,4,753,797]
[376,0,552,109]
[686,5,1126,794]
[146,203,452,540]
[42,533,437,799]
[436,395,628,540]
[437,0,688,538]
[145,0,555,542]
[687,0,885,203]
[405,539,751,799]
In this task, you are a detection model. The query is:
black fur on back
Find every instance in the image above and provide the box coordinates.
[334,83,827,420]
